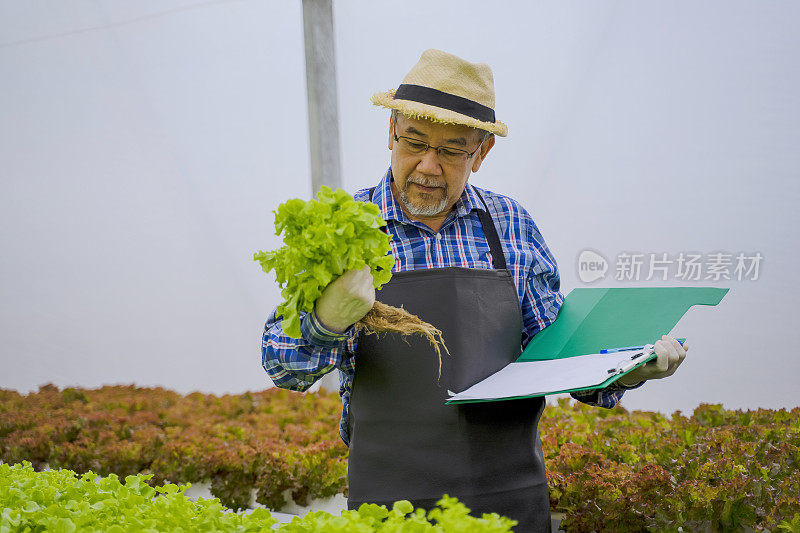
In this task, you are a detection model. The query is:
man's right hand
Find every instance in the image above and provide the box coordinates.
[314,266,376,333]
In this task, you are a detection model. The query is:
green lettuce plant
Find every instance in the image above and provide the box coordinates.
[0,462,515,532]
[253,187,448,373]
[0,461,278,532]
[253,186,394,338]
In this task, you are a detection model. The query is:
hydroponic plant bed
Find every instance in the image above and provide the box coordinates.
[1,385,798,532]
[1,461,517,532]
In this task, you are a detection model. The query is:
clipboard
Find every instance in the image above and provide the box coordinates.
[445,287,728,405]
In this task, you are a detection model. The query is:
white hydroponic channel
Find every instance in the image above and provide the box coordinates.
[182,481,347,524]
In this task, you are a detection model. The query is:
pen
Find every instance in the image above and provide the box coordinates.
[600,338,686,354]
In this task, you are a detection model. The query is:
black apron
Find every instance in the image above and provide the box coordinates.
[347,188,550,532]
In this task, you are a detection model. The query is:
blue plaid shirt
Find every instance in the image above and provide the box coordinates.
[262,169,640,445]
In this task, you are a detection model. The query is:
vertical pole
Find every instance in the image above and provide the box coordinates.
[302,0,341,393]
[302,0,342,195]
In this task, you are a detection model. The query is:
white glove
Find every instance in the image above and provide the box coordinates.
[616,335,688,387]
[314,265,375,333]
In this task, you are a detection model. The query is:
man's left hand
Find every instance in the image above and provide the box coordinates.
[616,335,688,387]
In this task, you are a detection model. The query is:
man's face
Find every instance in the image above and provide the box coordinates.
[389,114,494,219]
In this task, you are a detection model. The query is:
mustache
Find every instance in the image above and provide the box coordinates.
[406,176,446,189]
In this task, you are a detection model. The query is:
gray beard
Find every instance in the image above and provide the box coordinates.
[398,177,449,216]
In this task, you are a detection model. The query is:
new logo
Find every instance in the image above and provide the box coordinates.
[577,249,608,283]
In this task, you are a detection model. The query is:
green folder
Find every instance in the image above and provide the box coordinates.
[518,287,729,362]
[445,287,729,404]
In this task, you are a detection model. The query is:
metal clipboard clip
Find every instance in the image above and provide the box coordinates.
[606,344,656,376]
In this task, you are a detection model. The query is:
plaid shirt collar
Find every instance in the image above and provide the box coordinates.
[372,168,483,228]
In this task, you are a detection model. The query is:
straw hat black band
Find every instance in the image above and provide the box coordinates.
[393,84,496,124]
[373,50,508,136]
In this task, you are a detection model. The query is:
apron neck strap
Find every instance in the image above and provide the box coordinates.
[368,186,508,270]
[472,189,508,270]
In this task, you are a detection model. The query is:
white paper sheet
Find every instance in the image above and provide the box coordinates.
[446,349,655,403]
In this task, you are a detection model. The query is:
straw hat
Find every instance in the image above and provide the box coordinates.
[371,49,508,137]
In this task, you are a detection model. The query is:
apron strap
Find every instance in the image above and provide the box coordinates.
[368,187,386,233]
[367,186,508,270]
[472,189,507,271]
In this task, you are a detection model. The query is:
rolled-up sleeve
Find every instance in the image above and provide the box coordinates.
[570,381,645,408]
[261,308,358,391]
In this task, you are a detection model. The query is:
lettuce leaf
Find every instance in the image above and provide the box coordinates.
[254,186,395,338]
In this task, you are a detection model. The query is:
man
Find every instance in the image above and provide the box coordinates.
[262,49,687,532]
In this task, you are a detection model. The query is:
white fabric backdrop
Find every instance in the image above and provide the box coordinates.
[1,0,798,415]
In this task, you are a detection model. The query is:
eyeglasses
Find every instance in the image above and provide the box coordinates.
[392,124,482,165]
